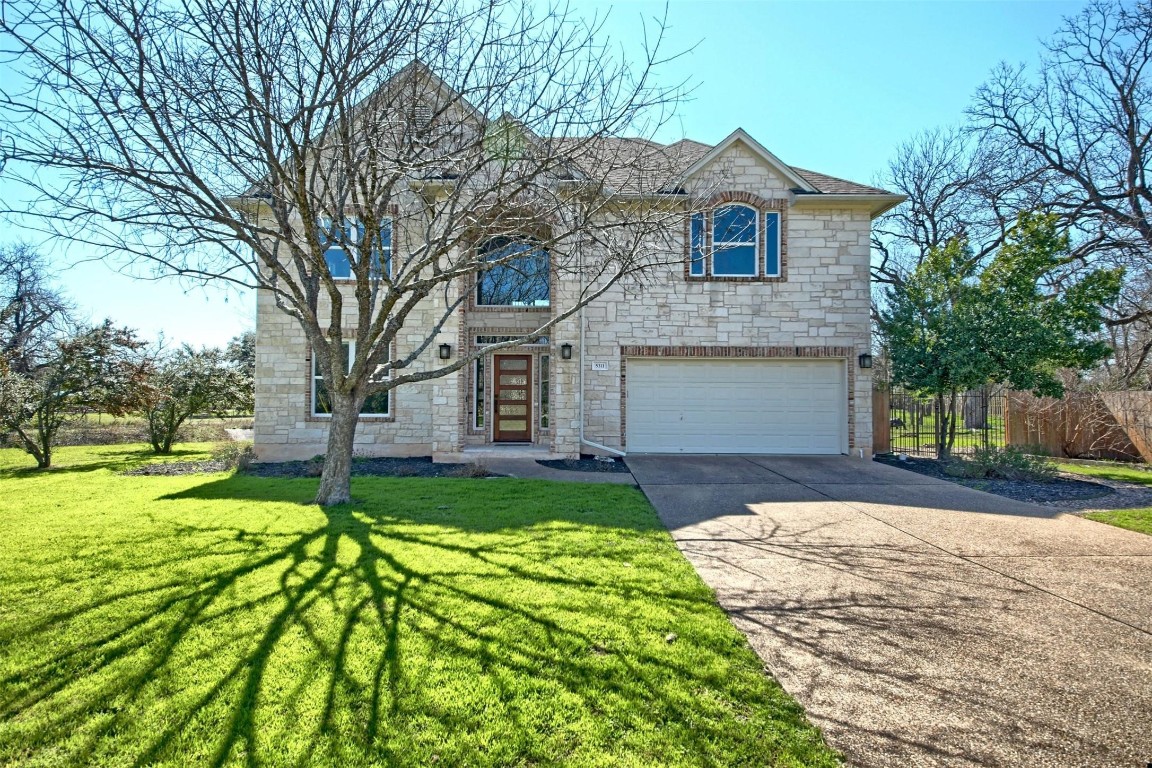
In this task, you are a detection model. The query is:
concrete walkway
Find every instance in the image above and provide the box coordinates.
[482,458,636,484]
[628,454,1152,768]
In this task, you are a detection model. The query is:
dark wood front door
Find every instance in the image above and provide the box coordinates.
[493,355,532,442]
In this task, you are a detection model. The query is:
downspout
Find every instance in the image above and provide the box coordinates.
[576,238,626,457]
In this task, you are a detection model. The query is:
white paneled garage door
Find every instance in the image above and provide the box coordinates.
[626,358,846,454]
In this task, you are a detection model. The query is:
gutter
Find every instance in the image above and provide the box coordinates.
[790,192,906,218]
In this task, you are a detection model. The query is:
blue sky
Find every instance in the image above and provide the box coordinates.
[2,0,1083,347]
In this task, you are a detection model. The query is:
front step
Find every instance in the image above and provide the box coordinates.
[433,445,575,463]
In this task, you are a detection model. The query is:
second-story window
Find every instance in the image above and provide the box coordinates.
[711,204,758,277]
[689,205,782,280]
[476,237,550,307]
[319,217,392,280]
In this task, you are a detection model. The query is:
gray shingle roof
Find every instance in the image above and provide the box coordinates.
[552,136,894,197]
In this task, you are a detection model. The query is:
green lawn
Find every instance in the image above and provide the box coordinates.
[888,410,1006,455]
[0,444,837,768]
[1053,461,1152,537]
[1055,461,1152,486]
[1084,508,1152,536]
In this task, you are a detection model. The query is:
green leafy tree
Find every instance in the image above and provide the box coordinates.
[879,212,1122,459]
[0,321,150,467]
[224,331,255,414]
[141,345,249,454]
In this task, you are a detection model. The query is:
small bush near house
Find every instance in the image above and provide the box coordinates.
[210,440,254,471]
[942,445,1057,481]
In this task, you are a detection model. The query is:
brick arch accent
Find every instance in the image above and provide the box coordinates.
[700,190,788,210]
[685,192,789,282]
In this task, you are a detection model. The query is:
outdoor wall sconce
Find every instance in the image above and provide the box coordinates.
[858,353,873,369]
[439,343,452,360]
[560,343,573,360]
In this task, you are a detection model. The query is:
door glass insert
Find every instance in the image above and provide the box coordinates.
[501,359,528,371]
[499,375,528,386]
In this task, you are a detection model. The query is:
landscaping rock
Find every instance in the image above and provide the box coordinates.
[536,455,631,473]
[873,454,1112,504]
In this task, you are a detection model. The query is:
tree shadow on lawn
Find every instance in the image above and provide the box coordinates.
[0,445,206,479]
[0,473,837,767]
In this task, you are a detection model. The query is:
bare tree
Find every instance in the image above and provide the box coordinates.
[871,126,1052,291]
[0,0,694,502]
[970,0,1152,331]
[0,243,72,374]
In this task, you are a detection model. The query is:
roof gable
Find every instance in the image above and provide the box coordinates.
[680,129,817,192]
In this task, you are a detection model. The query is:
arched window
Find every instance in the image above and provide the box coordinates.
[711,204,758,277]
[476,237,550,306]
[689,204,782,279]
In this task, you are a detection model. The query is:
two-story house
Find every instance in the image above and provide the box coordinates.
[252,71,903,463]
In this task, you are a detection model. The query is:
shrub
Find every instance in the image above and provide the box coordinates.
[447,462,491,478]
[943,446,1056,481]
[210,441,254,471]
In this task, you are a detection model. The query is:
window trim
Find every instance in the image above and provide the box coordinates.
[685,195,788,282]
[311,340,391,418]
[710,203,759,278]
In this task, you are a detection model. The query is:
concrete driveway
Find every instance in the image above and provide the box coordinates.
[627,454,1152,768]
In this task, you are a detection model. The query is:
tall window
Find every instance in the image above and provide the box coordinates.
[312,341,390,416]
[319,217,392,279]
[476,238,550,306]
[473,357,485,429]
[539,354,550,429]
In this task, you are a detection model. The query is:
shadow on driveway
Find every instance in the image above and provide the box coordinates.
[627,454,1152,768]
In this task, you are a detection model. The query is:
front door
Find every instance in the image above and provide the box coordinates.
[493,355,532,442]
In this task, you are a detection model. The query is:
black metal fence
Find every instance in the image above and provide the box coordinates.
[887,387,1007,457]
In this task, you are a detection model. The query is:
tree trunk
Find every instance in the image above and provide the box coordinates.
[315,393,359,505]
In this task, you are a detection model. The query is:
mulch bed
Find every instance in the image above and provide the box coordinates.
[245,456,497,479]
[537,455,631,473]
[873,454,1113,504]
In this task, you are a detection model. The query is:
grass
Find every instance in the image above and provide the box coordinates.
[888,410,1006,455]
[1084,508,1152,536]
[1052,461,1152,537]
[1055,461,1152,486]
[0,444,837,768]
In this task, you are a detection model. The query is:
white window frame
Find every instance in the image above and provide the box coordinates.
[311,340,391,417]
[710,203,760,278]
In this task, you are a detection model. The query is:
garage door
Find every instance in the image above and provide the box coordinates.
[626,358,846,454]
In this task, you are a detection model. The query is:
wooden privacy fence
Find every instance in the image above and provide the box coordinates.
[1005,390,1152,462]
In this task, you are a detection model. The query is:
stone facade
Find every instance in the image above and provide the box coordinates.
[254,137,882,461]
